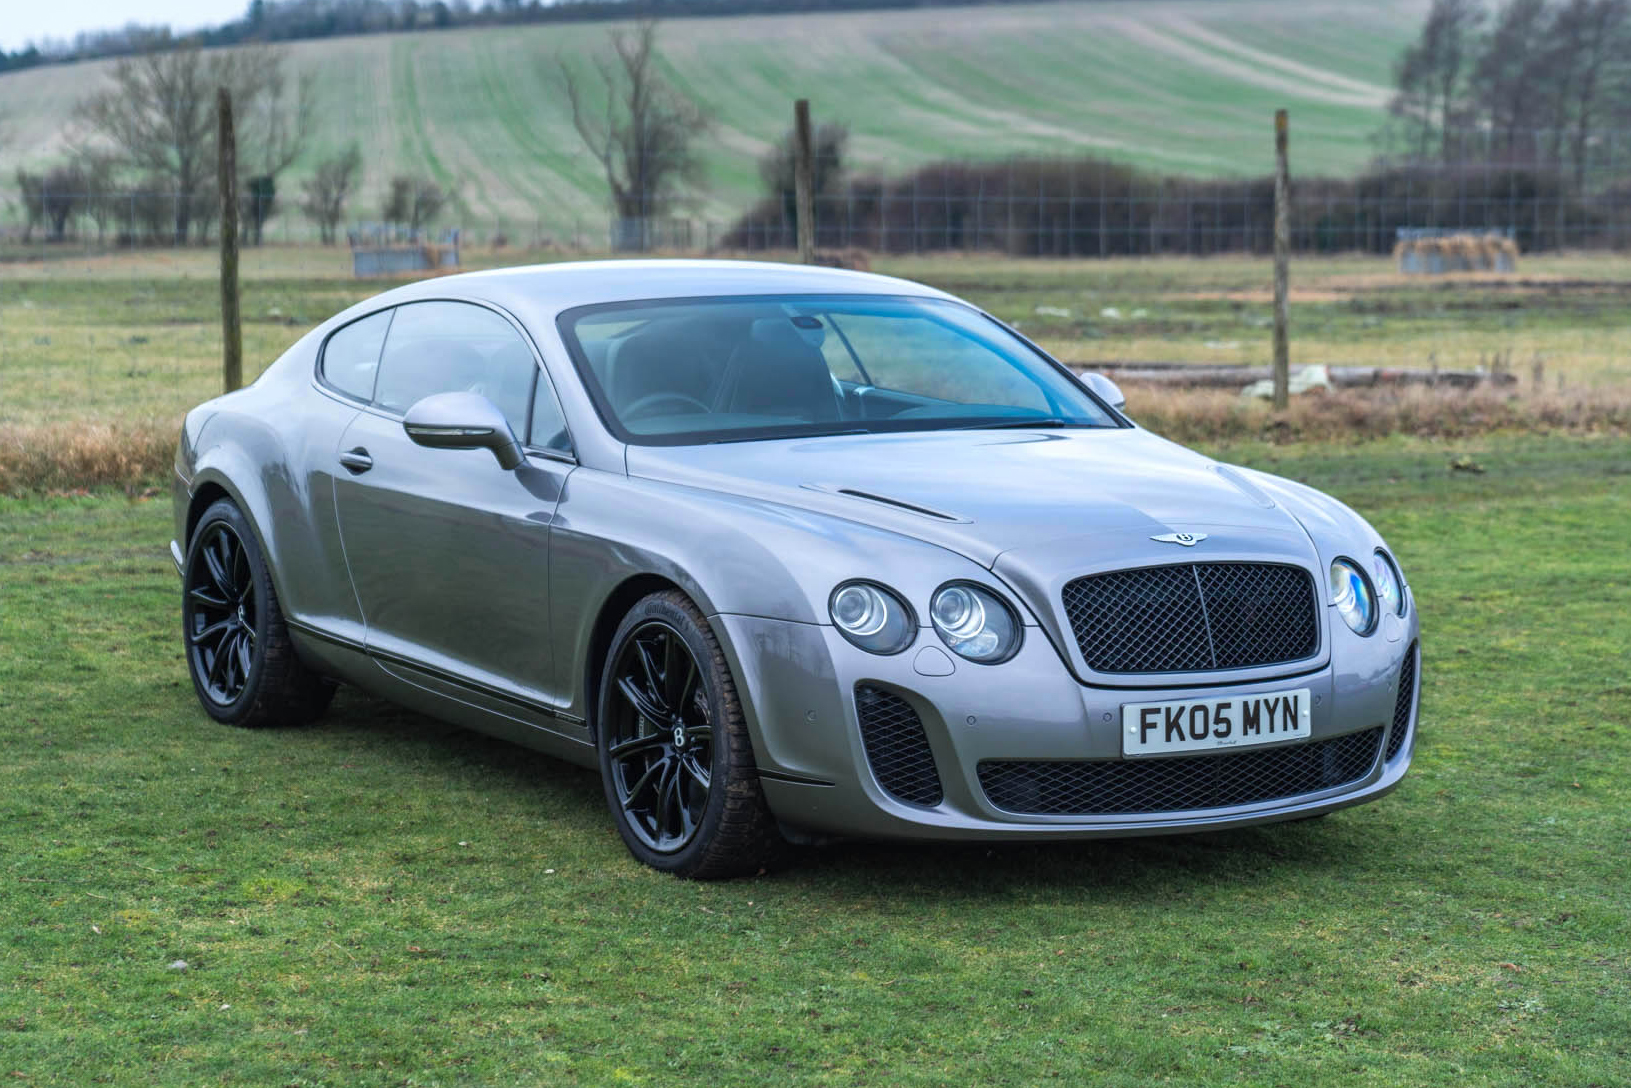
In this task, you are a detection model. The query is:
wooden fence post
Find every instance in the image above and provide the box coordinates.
[218,88,243,394]
[1272,108,1290,411]
[794,98,815,264]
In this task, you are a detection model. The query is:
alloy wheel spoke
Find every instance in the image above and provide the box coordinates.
[617,675,670,726]
[633,638,663,702]
[188,585,230,609]
[610,733,666,761]
[190,618,233,648]
[661,631,692,710]
[621,757,665,812]
[231,545,251,604]
[208,637,231,688]
[203,533,235,599]
[234,630,253,683]
[654,759,681,842]
[680,752,712,792]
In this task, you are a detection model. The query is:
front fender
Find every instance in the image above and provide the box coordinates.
[551,469,1026,719]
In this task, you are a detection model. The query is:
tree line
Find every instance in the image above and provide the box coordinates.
[11,37,456,245]
[1385,0,1631,189]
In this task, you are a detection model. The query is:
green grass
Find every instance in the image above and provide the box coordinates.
[2,433,1629,1084]
[5,249,1630,434]
[0,0,1425,231]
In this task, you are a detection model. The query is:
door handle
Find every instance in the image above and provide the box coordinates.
[339,447,374,474]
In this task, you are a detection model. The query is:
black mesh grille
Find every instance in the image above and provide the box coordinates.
[855,684,942,807]
[1062,562,1318,674]
[978,727,1383,816]
[1384,643,1418,762]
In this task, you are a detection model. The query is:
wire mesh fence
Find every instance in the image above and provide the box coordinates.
[7,128,1631,262]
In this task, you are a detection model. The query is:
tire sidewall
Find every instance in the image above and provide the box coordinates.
[596,594,734,874]
[183,499,273,725]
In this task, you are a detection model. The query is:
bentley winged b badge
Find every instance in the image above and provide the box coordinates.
[1151,531,1208,547]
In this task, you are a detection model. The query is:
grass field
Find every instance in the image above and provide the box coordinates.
[3,433,1628,1085]
[0,0,1427,230]
[5,248,1630,425]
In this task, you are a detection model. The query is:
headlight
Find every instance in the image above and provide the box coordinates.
[930,582,1022,664]
[829,582,915,655]
[1329,558,1377,635]
[1372,550,1406,617]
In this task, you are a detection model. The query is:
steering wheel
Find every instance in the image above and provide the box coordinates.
[622,391,713,420]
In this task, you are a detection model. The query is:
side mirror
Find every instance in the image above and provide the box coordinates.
[1081,371,1127,413]
[402,391,525,470]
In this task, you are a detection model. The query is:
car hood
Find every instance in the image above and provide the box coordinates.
[625,426,1315,570]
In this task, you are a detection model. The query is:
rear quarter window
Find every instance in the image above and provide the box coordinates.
[320,309,393,401]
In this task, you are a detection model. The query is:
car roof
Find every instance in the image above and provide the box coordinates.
[357,258,954,321]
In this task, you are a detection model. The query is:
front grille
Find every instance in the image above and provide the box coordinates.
[1062,562,1318,673]
[978,727,1383,816]
[855,684,942,807]
[1385,643,1418,762]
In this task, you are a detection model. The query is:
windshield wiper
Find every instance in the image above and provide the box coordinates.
[948,418,1083,430]
[707,427,873,444]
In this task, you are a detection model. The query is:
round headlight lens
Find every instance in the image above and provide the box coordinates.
[930,583,1021,663]
[1372,550,1406,617]
[1329,558,1377,635]
[829,582,915,655]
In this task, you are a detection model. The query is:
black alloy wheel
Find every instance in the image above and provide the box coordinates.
[605,620,714,853]
[185,520,259,706]
[182,498,335,728]
[596,590,786,878]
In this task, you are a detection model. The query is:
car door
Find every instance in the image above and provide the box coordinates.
[331,299,576,715]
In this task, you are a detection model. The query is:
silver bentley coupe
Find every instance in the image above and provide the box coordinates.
[171,260,1420,878]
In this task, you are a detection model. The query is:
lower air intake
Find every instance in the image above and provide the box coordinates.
[1385,643,1419,763]
[855,684,943,807]
[978,727,1383,816]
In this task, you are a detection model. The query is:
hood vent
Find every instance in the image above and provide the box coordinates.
[801,483,971,523]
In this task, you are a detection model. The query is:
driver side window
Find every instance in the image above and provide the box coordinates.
[374,301,538,437]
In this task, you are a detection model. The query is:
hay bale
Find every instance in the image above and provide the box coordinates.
[1494,234,1518,272]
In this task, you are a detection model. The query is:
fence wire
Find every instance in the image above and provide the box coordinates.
[5,128,1631,259]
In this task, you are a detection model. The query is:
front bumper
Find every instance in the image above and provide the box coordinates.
[714,611,1419,842]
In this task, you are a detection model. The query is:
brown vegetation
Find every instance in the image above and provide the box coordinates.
[0,422,174,494]
[1125,382,1631,445]
[2,385,1627,494]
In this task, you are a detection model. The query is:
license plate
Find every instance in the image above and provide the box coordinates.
[1121,688,1312,757]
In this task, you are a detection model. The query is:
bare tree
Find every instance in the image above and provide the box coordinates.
[760,119,849,230]
[1472,0,1554,156]
[1388,0,1483,161]
[300,143,362,244]
[75,39,312,243]
[1549,0,1630,186]
[382,174,451,232]
[556,20,709,249]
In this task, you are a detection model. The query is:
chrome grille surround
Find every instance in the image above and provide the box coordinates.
[1061,561,1319,674]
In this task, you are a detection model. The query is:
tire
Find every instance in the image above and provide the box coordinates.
[182,498,335,728]
[595,590,787,879]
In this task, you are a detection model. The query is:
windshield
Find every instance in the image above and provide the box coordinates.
[557,294,1122,445]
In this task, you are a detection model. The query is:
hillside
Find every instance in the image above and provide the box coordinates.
[0,0,1426,233]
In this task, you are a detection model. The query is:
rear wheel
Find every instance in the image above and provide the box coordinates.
[596,590,786,879]
[182,498,334,728]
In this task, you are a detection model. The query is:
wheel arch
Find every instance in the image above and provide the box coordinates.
[582,573,689,739]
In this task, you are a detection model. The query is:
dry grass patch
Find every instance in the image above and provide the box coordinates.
[1129,383,1631,445]
[0,420,174,493]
